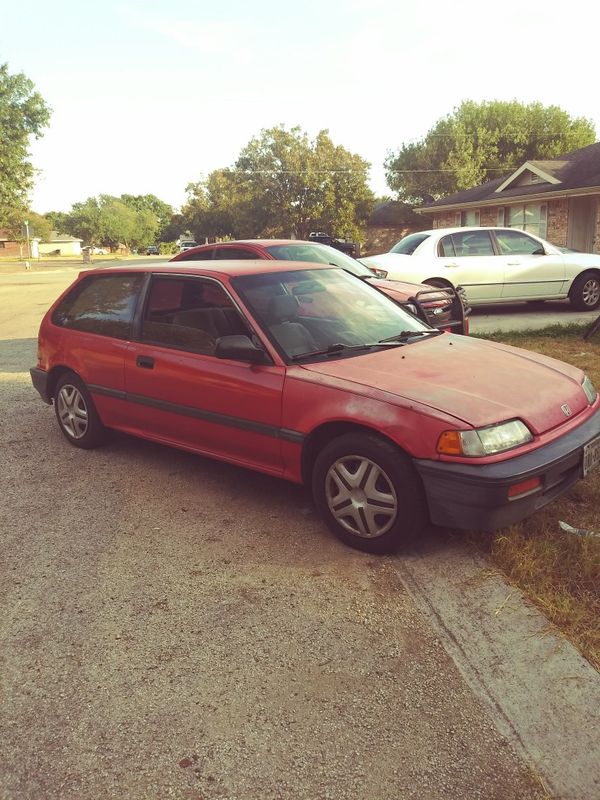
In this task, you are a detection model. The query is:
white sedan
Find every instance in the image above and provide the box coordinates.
[360,227,600,310]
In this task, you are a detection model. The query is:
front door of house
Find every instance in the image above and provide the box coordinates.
[567,197,598,253]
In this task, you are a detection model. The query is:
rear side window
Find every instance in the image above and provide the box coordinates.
[213,247,255,259]
[176,248,215,261]
[52,274,144,339]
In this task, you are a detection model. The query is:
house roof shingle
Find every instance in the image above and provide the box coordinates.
[421,141,600,211]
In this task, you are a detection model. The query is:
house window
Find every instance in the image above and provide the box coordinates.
[506,203,548,238]
[456,210,480,226]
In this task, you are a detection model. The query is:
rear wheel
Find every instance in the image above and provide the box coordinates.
[569,272,600,310]
[54,372,108,449]
[312,432,427,553]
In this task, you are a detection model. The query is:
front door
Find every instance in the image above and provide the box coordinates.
[123,274,285,475]
[568,197,598,253]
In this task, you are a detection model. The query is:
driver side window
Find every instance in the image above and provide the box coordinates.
[495,230,544,255]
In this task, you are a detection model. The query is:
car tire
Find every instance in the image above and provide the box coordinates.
[569,272,600,311]
[312,432,427,553]
[54,372,108,449]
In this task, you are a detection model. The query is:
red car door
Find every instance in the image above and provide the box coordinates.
[123,274,286,476]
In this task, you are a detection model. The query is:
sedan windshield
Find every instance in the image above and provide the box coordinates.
[264,243,373,278]
[232,268,431,361]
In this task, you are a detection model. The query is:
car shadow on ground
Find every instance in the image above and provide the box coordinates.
[101,428,461,560]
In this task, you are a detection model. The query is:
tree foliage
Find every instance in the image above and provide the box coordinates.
[384,101,596,203]
[182,126,374,242]
[0,62,51,232]
[55,194,172,250]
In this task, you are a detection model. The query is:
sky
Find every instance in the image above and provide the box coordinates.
[2,0,600,214]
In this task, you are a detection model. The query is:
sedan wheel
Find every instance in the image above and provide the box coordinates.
[569,272,600,310]
[54,372,108,449]
[312,432,426,553]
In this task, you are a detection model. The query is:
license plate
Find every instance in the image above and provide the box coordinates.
[583,435,600,477]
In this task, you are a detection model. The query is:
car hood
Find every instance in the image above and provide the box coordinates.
[302,334,588,433]
[367,277,450,305]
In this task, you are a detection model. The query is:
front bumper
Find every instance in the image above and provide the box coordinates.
[414,404,600,531]
[30,367,52,404]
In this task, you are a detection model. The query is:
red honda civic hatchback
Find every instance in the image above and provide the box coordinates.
[31,261,600,553]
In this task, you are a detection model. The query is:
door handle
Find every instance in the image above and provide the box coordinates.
[136,355,155,369]
[444,262,459,268]
[507,261,521,266]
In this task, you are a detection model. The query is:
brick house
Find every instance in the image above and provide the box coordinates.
[0,230,22,258]
[418,141,600,254]
[363,201,427,256]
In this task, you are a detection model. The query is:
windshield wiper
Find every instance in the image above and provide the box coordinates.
[291,341,404,361]
[379,329,443,343]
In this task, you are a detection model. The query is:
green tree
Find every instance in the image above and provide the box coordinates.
[384,101,596,203]
[0,62,51,232]
[182,126,374,242]
[120,194,174,241]
[60,195,160,250]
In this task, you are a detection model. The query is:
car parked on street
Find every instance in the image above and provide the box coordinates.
[146,245,159,256]
[360,227,600,310]
[31,262,600,553]
[170,239,469,334]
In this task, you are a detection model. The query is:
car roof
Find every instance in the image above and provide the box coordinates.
[180,239,336,249]
[418,226,538,236]
[82,260,335,279]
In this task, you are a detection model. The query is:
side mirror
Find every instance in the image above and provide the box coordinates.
[215,335,268,363]
[532,247,545,256]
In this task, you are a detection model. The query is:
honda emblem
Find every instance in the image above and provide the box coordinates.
[561,404,572,417]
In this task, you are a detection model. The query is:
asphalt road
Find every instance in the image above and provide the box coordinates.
[1,265,599,799]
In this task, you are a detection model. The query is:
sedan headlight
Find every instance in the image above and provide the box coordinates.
[582,375,598,405]
[437,419,533,457]
[368,266,388,279]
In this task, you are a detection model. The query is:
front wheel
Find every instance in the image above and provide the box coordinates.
[569,272,600,310]
[54,372,108,449]
[312,433,427,553]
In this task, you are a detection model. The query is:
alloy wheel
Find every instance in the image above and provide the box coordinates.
[57,384,89,439]
[325,455,397,538]
[582,278,600,307]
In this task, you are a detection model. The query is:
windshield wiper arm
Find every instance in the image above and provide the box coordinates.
[291,341,404,361]
[379,329,443,343]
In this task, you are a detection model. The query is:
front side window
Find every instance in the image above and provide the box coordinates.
[140,276,250,355]
[494,229,545,255]
[52,274,144,339]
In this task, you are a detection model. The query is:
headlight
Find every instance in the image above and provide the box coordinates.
[582,375,597,405]
[369,267,388,279]
[437,419,533,457]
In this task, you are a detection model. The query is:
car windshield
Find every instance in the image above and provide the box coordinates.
[390,233,430,255]
[232,267,431,361]
[265,243,373,278]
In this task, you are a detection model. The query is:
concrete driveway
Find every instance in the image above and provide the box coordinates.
[1,266,599,799]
